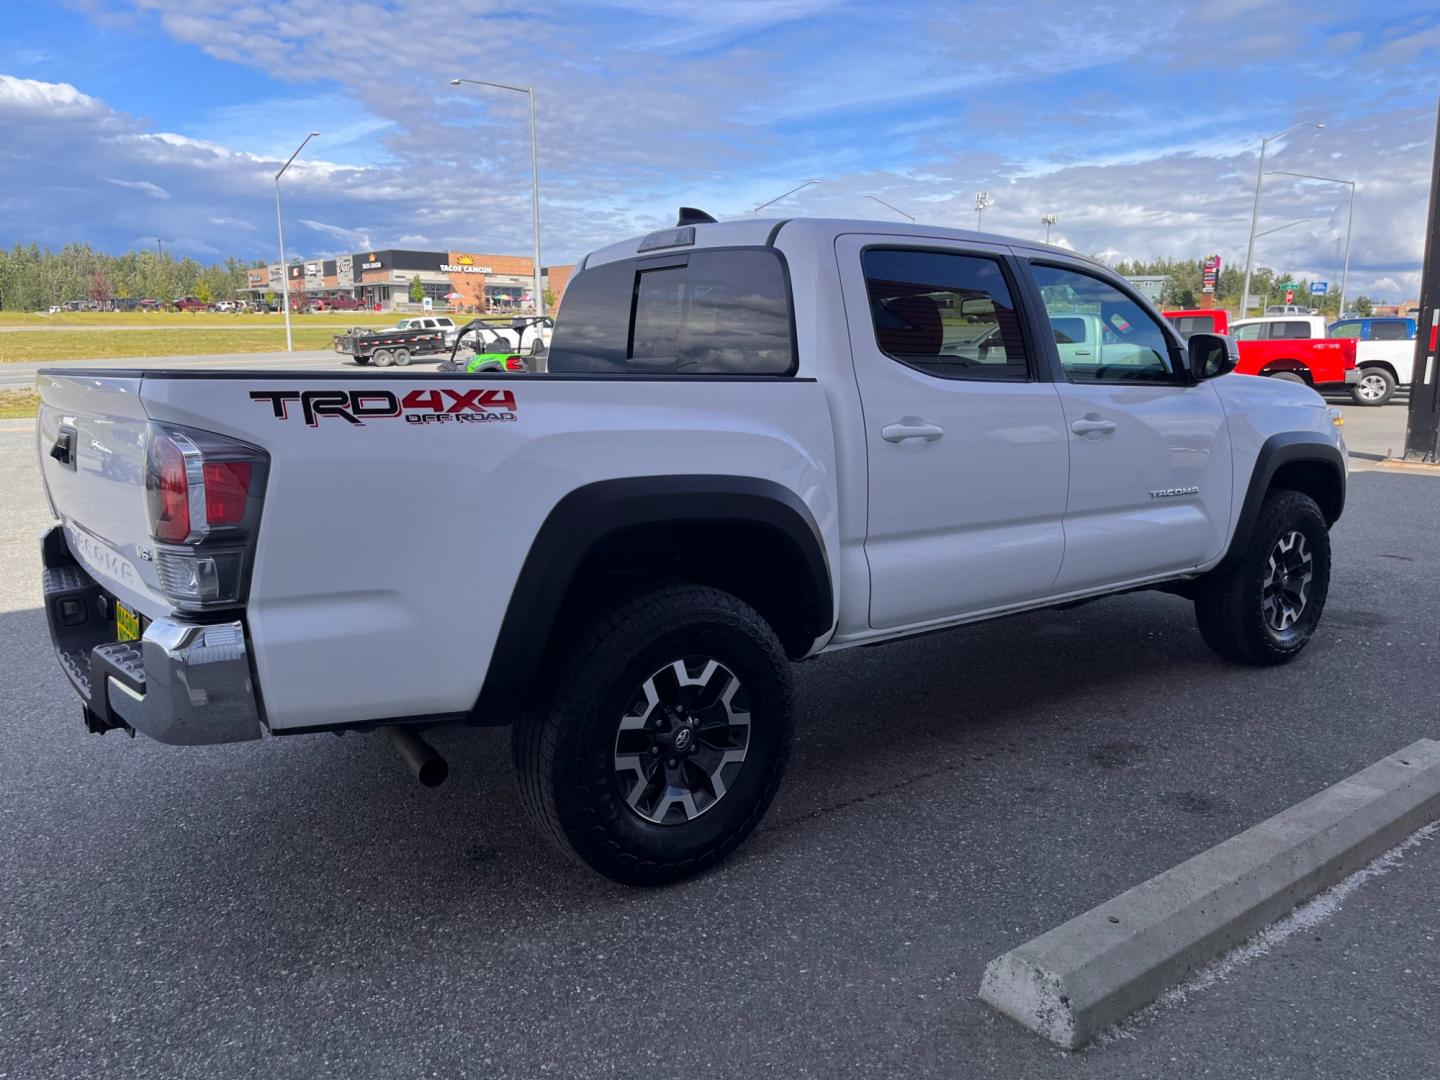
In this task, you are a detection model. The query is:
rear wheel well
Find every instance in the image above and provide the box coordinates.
[555,521,827,662]
[1269,460,1343,524]
[1358,360,1399,380]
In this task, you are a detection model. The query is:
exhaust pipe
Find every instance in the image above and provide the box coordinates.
[389,726,449,787]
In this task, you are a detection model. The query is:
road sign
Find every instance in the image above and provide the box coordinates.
[1311,281,1329,296]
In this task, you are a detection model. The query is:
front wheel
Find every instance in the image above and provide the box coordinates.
[513,585,794,885]
[1351,367,1396,406]
[1194,489,1331,665]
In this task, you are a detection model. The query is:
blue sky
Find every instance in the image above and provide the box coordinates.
[2,0,1438,298]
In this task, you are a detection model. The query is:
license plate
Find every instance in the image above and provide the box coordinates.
[115,602,141,643]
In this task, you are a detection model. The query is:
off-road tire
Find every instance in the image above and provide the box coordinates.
[1194,489,1331,666]
[513,584,793,885]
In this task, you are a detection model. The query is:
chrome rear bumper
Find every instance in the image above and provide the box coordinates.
[41,526,263,745]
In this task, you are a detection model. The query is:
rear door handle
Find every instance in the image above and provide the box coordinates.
[1070,416,1117,437]
[882,419,945,443]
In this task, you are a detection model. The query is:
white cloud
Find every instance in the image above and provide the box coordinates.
[104,177,170,199]
[5,0,1440,303]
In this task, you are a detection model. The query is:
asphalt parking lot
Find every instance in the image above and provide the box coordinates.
[2,404,1438,1079]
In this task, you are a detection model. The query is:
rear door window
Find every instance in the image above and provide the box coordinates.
[861,248,1030,381]
[1373,320,1409,340]
[549,248,794,374]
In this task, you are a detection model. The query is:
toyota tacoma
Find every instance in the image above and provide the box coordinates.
[35,212,1347,884]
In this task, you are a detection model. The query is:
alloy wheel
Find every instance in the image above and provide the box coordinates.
[612,657,751,825]
[1355,373,1389,403]
[1261,530,1313,632]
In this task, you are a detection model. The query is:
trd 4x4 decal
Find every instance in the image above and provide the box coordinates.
[250,388,518,427]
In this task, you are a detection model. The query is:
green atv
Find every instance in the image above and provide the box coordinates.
[438,317,549,373]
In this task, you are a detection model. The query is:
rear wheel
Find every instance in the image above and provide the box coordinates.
[1267,370,1307,385]
[1351,367,1395,406]
[1194,489,1331,665]
[392,348,412,367]
[513,585,793,885]
[372,349,394,368]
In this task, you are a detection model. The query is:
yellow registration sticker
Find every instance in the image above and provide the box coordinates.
[115,602,140,643]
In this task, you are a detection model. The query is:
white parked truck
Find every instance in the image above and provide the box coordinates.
[36,212,1348,884]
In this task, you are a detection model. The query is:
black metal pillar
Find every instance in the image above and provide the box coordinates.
[1403,93,1440,461]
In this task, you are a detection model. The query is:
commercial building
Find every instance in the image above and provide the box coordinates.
[240,249,574,312]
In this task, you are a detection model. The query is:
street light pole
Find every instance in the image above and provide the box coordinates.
[752,180,821,215]
[1240,121,1324,319]
[864,194,914,222]
[1265,169,1355,316]
[275,131,319,352]
[450,78,545,316]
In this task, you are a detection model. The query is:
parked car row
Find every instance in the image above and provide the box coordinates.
[1163,308,1418,406]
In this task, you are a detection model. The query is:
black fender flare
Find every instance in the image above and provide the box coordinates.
[1223,432,1346,565]
[472,475,833,720]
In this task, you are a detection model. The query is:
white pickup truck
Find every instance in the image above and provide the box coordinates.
[1328,316,1419,405]
[36,213,1348,884]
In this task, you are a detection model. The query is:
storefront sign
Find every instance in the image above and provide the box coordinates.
[360,251,385,271]
[336,255,354,287]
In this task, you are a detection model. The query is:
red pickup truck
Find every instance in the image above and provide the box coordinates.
[1164,311,1356,389]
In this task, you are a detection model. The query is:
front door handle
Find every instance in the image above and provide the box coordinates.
[882,419,945,443]
[1070,415,1117,437]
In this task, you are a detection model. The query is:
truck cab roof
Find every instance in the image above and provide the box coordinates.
[578,214,1096,272]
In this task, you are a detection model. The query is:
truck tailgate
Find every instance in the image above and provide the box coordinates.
[36,371,170,616]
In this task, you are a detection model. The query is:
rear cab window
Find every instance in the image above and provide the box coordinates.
[1166,314,1218,340]
[548,248,794,375]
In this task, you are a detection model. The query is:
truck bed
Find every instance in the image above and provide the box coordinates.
[35,367,837,731]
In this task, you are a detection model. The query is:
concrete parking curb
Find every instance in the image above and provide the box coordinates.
[978,738,1440,1049]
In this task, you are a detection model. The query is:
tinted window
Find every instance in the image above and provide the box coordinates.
[1166,314,1217,340]
[1272,321,1313,340]
[1329,321,1360,339]
[1032,264,1174,383]
[862,249,1029,381]
[548,249,793,375]
[1373,320,1410,340]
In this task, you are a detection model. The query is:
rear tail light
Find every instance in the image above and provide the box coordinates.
[144,425,267,611]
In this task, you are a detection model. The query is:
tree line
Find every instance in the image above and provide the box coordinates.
[1110,256,1375,316]
[0,243,265,311]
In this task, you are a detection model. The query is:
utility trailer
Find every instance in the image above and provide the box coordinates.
[333,326,448,367]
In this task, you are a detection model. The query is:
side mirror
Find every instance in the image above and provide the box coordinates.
[1187,332,1238,380]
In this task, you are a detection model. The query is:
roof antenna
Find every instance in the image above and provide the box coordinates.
[676,207,717,226]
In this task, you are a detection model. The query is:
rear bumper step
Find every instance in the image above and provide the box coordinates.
[41,525,263,745]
